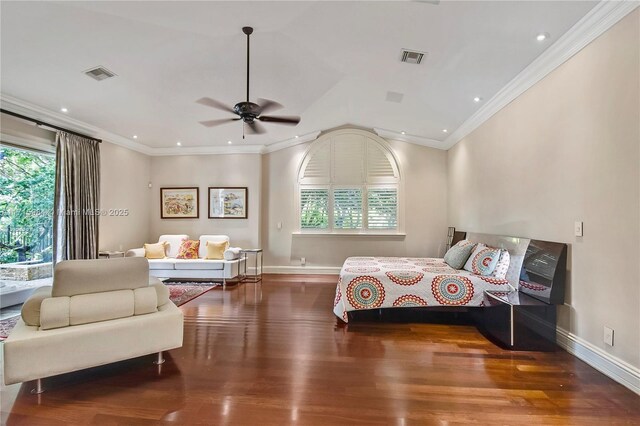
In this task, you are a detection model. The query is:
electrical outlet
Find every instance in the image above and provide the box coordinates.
[301,257,306,266]
[604,326,614,346]
[277,221,282,230]
[574,221,583,237]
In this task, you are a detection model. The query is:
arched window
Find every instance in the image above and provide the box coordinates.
[297,129,401,233]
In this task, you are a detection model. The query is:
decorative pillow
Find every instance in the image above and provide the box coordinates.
[463,244,501,276]
[491,249,511,279]
[205,240,229,260]
[144,242,166,259]
[176,240,200,259]
[443,240,477,269]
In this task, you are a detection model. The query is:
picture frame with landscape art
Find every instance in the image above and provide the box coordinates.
[208,187,248,219]
[160,187,199,219]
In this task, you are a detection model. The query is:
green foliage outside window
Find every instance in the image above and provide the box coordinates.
[0,146,55,263]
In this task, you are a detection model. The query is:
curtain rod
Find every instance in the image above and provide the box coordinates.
[0,109,102,143]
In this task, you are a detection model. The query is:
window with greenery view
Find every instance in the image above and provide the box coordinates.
[298,131,400,233]
[0,146,55,264]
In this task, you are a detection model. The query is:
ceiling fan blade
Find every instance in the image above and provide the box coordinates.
[256,98,284,115]
[196,97,236,114]
[199,118,240,127]
[258,115,300,125]
[246,121,267,135]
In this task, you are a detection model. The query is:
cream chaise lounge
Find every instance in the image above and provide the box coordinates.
[2,257,183,392]
[126,234,245,285]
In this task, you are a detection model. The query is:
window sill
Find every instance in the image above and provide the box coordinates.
[292,232,406,237]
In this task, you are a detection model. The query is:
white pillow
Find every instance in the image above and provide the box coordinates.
[491,249,510,279]
[463,244,502,276]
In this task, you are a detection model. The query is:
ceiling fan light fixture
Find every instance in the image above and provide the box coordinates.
[196,26,300,139]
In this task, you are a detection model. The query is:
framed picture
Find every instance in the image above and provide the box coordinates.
[208,187,248,219]
[160,187,199,219]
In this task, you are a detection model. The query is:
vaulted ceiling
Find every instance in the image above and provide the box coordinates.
[1,1,597,150]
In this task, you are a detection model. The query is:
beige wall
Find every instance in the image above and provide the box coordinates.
[262,134,449,269]
[149,154,261,249]
[98,142,151,251]
[447,11,639,367]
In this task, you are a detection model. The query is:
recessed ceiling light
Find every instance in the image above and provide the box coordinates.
[536,32,550,42]
[442,129,448,133]
[60,107,68,113]
[473,97,482,103]
[133,135,138,139]
[228,140,232,144]
[176,141,182,146]
[401,131,406,135]
[294,135,299,139]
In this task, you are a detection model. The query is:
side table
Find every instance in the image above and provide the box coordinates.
[240,249,263,282]
[98,251,125,259]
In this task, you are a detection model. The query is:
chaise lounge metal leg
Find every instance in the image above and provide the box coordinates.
[153,351,165,365]
[31,378,44,394]
[223,278,226,289]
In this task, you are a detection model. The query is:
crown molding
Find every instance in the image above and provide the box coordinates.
[1,94,154,155]
[151,144,265,156]
[443,0,640,150]
[373,128,444,149]
[262,131,321,154]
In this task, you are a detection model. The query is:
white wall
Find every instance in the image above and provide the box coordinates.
[149,154,261,249]
[262,132,449,269]
[447,11,639,368]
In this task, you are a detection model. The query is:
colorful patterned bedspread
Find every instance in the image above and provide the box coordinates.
[333,257,515,323]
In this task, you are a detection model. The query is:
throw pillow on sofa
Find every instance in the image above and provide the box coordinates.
[176,240,200,259]
[205,241,229,260]
[144,242,167,259]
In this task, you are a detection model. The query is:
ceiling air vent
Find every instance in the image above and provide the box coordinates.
[400,49,426,65]
[83,66,117,81]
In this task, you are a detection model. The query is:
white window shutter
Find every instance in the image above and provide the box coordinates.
[333,137,364,184]
[333,188,363,229]
[302,142,330,182]
[367,189,398,229]
[367,142,397,182]
[300,189,329,229]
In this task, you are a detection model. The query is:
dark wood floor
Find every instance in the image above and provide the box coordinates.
[1,274,639,425]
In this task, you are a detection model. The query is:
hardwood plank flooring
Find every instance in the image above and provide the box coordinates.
[1,274,639,425]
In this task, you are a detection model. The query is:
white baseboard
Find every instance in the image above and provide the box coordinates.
[556,327,640,395]
[263,265,341,275]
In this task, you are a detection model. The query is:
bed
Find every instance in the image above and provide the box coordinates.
[333,256,514,322]
[333,232,567,324]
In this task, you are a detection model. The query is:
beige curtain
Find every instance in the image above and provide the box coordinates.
[53,132,100,263]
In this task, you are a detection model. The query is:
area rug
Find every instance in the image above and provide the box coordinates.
[0,316,19,341]
[0,283,217,341]
[165,283,217,307]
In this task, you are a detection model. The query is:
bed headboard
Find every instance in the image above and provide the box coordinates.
[463,232,568,305]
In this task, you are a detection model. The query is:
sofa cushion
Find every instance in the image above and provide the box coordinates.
[173,259,225,270]
[148,259,177,270]
[158,234,189,258]
[52,257,149,297]
[21,286,52,326]
[69,290,135,327]
[134,287,158,315]
[198,235,230,259]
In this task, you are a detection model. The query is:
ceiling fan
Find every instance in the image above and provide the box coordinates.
[197,26,300,139]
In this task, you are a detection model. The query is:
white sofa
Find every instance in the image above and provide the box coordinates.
[3,257,184,391]
[126,235,245,285]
